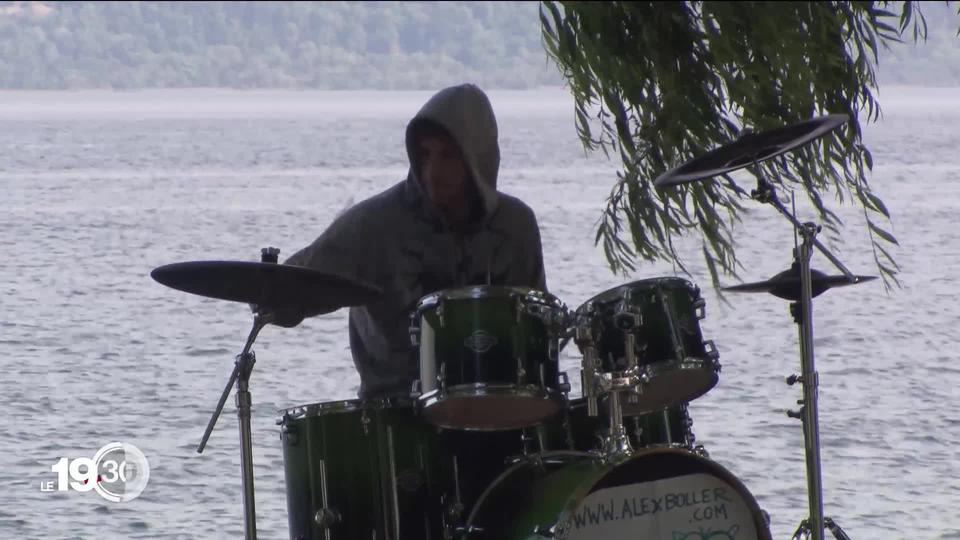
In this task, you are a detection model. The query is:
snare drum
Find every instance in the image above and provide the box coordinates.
[575,277,720,415]
[278,399,446,540]
[466,447,771,540]
[411,286,569,430]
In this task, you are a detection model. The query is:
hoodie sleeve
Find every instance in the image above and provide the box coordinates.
[284,208,375,315]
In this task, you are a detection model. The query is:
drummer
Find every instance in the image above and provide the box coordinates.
[281,83,548,399]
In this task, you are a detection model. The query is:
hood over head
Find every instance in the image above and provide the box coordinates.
[404,83,500,223]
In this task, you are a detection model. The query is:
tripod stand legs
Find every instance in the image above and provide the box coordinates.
[792,518,852,540]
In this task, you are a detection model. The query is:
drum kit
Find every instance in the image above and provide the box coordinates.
[151,114,875,540]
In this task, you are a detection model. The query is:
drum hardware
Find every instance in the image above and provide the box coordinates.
[622,330,642,405]
[793,518,853,540]
[656,114,872,540]
[693,296,707,319]
[409,315,421,347]
[150,248,382,540]
[601,389,634,460]
[386,427,402,540]
[742,184,870,540]
[314,508,341,530]
[278,416,299,445]
[441,457,466,540]
[574,323,600,417]
[581,359,652,460]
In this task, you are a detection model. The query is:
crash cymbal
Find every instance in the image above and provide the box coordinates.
[654,114,849,187]
[723,263,876,301]
[151,261,381,315]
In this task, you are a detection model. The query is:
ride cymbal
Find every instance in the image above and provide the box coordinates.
[151,260,381,315]
[654,114,849,187]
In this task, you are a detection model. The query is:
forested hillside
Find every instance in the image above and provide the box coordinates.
[0,1,957,90]
[0,1,562,89]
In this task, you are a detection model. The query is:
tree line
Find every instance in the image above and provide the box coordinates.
[0,1,955,90]
[0,1,563,90]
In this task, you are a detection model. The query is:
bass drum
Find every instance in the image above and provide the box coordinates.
[466,448,771,540]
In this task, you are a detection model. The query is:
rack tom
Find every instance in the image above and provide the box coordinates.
[411,286,569,431]
[575,277,720,415]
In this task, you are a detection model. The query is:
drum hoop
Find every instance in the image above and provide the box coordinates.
[642,356,721,376]
[416,285,565,311]
[465,450,599,529]
[277,397,415,420]
[575,276,698,314]
[420,383,558,402]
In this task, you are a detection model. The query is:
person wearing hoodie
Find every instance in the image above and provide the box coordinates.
[281,83,548,400]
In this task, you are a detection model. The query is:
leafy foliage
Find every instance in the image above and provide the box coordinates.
[540,1,957,289]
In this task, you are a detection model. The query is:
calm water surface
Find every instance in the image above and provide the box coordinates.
[2,87,959,539]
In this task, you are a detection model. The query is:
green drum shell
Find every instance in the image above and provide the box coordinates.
[466,448,772,540]
[278,399,446,540]
[575,277,720,414]
[414,286,567,430]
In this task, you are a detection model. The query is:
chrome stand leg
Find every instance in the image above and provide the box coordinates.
[751,178,856,540]
[796,229,825,540]
[236,350,258,540]
[197,314,270,540]
[601,390,633,459]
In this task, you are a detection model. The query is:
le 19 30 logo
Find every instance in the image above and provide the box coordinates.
[41,442,151,502]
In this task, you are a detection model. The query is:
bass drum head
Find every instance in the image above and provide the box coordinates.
[467,448,771,540]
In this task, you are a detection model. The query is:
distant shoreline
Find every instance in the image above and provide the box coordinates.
[1,84,957,93]
[0,86,954,122]
[0,85,572,94]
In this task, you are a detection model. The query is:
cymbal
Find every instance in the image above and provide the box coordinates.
[151,261,381,315]
[654,114,849,187]
[723,264,876,301]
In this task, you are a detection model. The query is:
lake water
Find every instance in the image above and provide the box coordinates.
[2,86,959,539]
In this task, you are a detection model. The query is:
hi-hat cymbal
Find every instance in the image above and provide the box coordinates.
[723,263,876,301]
[654,114,849,187]
[151,261,381,315]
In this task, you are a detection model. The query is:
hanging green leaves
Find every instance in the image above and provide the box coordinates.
[540,1,944,290]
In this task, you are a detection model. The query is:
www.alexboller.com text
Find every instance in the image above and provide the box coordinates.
[572,487,733,528]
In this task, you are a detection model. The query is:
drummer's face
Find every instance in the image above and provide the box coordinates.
[417,134,470,211]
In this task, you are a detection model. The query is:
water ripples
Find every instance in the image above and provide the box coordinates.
[3,87,959,539]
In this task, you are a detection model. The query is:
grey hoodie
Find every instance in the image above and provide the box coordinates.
[285,84,547,398]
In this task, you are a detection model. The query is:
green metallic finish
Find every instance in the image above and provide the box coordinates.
[279,399,447,540]
[415,286,568,429]
[574,277,720,413]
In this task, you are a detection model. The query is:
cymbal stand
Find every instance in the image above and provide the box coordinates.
[196,311,272,540]
[752,177,853,540]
